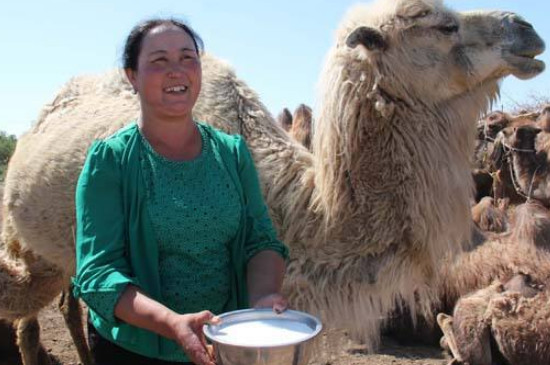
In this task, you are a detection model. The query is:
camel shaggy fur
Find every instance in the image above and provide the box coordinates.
[471,197,508,233]
[0,0,546,363]
[384,199,550,347]
[472,168,493,202]
[438,274,550,365]
[438,200,550,317]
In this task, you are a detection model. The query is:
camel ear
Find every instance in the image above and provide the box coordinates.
[346,26,387,51]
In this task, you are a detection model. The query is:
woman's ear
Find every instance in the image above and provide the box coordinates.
[124,68,138,93]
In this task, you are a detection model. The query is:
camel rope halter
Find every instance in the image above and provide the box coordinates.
[501,141,541,202]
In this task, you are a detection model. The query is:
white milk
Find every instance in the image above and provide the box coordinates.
[213,319,312,346]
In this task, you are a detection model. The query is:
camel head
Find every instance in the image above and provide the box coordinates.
[502,124,542,151]
[313,0,545,226]
[340,0,545,105]
[477,111,512,141]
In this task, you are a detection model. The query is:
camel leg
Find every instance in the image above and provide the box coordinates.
[16,316,51,365]
[59,287,94,365]
[436,313,463,364]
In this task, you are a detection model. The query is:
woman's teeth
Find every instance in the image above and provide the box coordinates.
[165,85,187,93]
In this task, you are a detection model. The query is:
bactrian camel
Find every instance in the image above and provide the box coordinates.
[0,0,545,364]
[438,273,550,365]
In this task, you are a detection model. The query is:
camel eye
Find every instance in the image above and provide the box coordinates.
[411,10,430,19]
[438,24,459,35]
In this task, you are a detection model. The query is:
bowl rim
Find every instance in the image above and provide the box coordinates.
[203,308,323,348]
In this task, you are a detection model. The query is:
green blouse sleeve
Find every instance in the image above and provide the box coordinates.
[235,136,289,262]
[72,140,139,324]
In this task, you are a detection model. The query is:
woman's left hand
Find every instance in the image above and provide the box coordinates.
[251,293,288,313]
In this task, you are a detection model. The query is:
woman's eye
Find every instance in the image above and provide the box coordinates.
[152,57,167,64]
[182,54,196,61]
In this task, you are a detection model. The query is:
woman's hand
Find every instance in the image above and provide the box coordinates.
[247,251,287,313]
[251,293,288,313]
[113,287,220,364]
[168,310,220,365]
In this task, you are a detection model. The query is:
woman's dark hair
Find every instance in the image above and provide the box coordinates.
[123,18,204,71]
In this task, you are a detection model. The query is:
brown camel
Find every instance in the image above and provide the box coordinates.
[498,124,549,206]
[438,273,550,365]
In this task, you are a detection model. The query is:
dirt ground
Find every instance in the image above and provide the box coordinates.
[2,295,450,365]
[0,181,449,365]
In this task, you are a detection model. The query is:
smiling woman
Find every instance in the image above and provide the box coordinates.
[125,24,203,152]
[70,18,289,365]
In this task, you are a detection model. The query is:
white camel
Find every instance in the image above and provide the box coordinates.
[1,0,545,364]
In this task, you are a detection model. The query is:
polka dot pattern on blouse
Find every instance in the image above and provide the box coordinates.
[140,123,241,318]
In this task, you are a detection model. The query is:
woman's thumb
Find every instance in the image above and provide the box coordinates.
[196,310,221,325]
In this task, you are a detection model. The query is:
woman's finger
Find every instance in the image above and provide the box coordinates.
[184,333,216,365]
[273,296,288,313]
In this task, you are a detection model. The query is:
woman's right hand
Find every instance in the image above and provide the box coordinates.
[168,310,220,365]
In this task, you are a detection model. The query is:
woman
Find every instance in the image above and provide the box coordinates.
[72,18,288,365]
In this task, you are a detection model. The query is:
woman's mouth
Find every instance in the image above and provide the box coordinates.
[164,85,188,94]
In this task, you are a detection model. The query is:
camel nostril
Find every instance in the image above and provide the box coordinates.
[511,15,534,29]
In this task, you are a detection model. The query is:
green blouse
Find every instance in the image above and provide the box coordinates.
[73,122,288,361]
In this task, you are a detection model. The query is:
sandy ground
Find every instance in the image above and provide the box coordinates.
[7,300,448,365]
[0,181,450,365]
[1,291,451,365]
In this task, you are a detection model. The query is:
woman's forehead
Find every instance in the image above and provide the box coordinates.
[141,25,195,52]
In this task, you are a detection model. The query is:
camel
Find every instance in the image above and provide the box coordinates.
[0,0,546,364]
[384,198,550,347]
[474,111,541,203]
[438,199,550,315]
[497,124,549,206]
[289,104,313,150]
[475,111,513,170]
[438,274,550,365]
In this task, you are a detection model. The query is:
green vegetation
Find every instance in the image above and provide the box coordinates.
[0,131,17,181]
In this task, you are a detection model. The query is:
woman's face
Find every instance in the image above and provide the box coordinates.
[126,25,202,121]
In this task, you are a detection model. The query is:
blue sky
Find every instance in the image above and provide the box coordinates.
[1,0,549,137]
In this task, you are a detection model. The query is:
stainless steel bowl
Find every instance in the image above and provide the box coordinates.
[203,308,322,365]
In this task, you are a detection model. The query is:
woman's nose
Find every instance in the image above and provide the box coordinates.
[167,62,184,77]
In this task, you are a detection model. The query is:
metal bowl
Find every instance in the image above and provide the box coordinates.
[203,308,322,365]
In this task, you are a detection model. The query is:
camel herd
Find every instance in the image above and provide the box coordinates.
[433,106,550,364]
[0,0,548,364]
[278,100,550,365]
[380,104,550,365]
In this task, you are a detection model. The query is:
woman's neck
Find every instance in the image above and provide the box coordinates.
[138,115,202,161]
